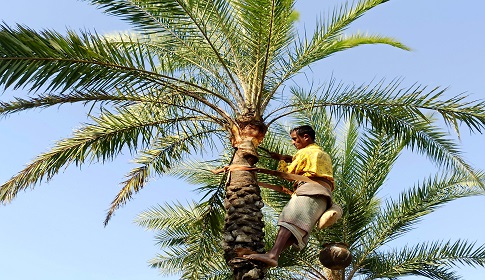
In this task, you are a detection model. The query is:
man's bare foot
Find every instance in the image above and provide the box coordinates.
[243,253,278,267]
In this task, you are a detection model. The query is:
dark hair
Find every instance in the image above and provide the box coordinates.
[291,125,315,141]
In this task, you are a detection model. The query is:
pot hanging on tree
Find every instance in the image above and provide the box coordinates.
[319,242,352,270]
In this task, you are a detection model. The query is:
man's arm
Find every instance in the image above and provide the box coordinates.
[268,151,292,163]
[259,147,292,163]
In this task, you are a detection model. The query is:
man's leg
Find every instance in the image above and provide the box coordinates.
[243,226,296,267]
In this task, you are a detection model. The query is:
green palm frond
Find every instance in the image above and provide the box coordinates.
[237,0,296,105]
[354,128,404,198]
[87,0,245,99]
[103,31,193,74]
[332,32,409,50]
[166,153,231,227]
[270,79,485,134]
[0,90,136,116]
[168,159,224,185]
[1,85,234,135]
[285,33,407,84]
[136,201,229,279]
[0,105,154,203]
[261,1,411,109]
[332,126,403,246]
[284,242,325,277]
[357,172,484,264]
[275,80,485,181]
[104,121,225,224]
[0,24,159,92]
[333,114,360,186]
[0,24,235,122]
[268,0,403,85]
[360,240,485,279]
[0,101,224,207]
[266,269,307,280]
[321,0,391,41]
[88,0,207,36]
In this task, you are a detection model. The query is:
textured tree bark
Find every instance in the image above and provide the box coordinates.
[223,117,268,279]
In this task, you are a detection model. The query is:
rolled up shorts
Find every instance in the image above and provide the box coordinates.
[278,193,328,250]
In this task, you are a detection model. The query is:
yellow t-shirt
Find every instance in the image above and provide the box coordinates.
[278,143,334,185]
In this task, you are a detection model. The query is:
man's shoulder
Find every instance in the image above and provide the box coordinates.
[305,143,323,151]
[305,144,331,158]
[297,143,324,155]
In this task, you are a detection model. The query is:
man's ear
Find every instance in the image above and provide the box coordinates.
[303,134,314,143]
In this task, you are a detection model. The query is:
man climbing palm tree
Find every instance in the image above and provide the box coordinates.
[245,125,334,267]
[2,1,485,278]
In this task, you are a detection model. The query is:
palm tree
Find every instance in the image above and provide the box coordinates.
[1,0,485,278]
[135,113,485,279]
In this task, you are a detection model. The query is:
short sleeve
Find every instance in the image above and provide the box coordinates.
[277,160,288,172]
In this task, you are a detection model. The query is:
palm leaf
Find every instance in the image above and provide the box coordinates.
[356,172,484,266]
[136,201,229,279]
[0,24,158,92]
[104,121,225,224]
[360,240,485,279]
[273,80,485,183]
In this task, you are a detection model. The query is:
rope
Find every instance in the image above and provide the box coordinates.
[211,164,333,194]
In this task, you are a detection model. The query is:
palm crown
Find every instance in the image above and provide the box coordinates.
[1,0,485,278]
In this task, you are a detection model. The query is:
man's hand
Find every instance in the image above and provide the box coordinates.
[269,152,292,163]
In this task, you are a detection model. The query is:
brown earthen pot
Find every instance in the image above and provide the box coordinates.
[319,242,352,270]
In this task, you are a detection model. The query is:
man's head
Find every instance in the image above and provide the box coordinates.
[290,125,315,150]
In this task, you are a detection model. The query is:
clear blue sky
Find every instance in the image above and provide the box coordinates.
[1,1,484,279]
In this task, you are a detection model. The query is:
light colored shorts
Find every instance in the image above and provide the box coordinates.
[278,194,327,250]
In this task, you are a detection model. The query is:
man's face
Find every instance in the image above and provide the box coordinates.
[290,131,311,150]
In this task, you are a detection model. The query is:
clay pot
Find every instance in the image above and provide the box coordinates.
[319,242,352,270]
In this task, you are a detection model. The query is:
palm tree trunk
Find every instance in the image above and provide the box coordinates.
[222,116,268,279]
[222,144,267,279]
